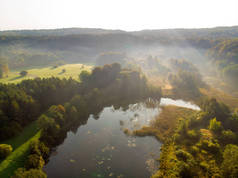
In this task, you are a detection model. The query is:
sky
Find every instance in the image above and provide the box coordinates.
[0,0,238,31]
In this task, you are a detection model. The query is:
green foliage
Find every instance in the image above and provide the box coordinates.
[221,130,237,145]
[46,105,65,126]
[0,62,161,177]
[19,77,80,111]
[221,144,238,178]
[19,70,28,77]
[30,140,49,160]
[197,139,220,155]
[0,121,38,150]
[12,168,47,178]
[37,115,57,131]
[25,154,45,169]
[199,98,230,123]
[175,149,193,162]
[187,129,200,141]
[175,118,201,145]
[155,147,197,178]
[0,144,12,159]
[0,130,41,178]
[200,160,222,177]
[209,38,238,64]
[228,114,238,133]
[208,39,238,89]
[84,63,121,89]
[0,84,36,140]
[209,118,223,134]
[168,70,204,99]
[190,146,199,156]
[79,70,90,83]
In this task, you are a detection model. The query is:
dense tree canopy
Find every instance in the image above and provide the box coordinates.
[0,144,12,159]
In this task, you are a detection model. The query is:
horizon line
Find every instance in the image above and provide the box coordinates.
[1,25,238,33]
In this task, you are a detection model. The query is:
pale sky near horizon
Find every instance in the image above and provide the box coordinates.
[0,0,238,31]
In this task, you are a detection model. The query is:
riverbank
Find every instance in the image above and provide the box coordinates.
[133,105,197,142]
[0,122,41,177]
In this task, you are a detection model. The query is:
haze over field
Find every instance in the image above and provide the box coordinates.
[1,1,238,178]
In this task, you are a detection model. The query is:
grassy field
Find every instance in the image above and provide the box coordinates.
[0,63,93,84]
[0,122,41,177]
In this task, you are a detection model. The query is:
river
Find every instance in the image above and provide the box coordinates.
[43,98,199,178]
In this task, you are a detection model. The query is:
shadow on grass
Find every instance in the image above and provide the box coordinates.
[0,130,41,177]
[58,71,65,75]
[9,76,25,81]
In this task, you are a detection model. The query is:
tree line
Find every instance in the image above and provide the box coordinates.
[0,63,162,177]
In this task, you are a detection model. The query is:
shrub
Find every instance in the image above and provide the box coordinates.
[12,168,47,178]
[30,140,49,160]
[30,140,41,156]
[200,161,209,171]
[187,129,200,141]
[20,70,28,77]
[38,142,50,160]
[25,154,45,169]
[174,133,183,144]
[221,144,238,177]
[175,149,193,162]
[190,146,199,156]
[197,139,220,154]
[0,144,12,159]
[209,118,223,134]
[221,130,237,145]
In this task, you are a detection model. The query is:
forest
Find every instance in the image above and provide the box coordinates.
[0,26,238,178]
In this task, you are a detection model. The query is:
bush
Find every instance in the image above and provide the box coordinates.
[187,129,200,141]
[221,130,237,145]
[221,144,238,177]
[30,140,41,156]
[209,118,223,134]
[30,140,49,160]
[174,133,183,144]
[175,149,193,162]
[200,160,222,177]
[197,139,220,154]
[25,154,45,169]
[20,70,28,77]
[0,144,12,159]
[12,168,47,178]
[190,146,199,156]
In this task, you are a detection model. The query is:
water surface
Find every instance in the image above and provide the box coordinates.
[44,103,161,178]
[44,98,200,178]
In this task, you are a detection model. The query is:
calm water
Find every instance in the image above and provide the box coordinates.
[44,98,199,178]
[160,98,200,110]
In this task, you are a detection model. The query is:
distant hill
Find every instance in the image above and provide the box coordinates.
[0,28,126,36]
[0,26,238,70]
[131,26,238,39]
[1,26,238,39]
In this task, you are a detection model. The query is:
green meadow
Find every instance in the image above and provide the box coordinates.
[0,63,93,84]
[0,122,41,177]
